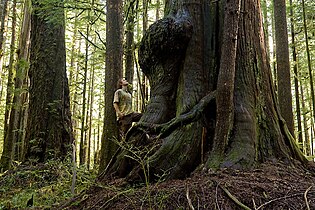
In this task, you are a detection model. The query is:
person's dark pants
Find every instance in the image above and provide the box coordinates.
[118,112,142,139]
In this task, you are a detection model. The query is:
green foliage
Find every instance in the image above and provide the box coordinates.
[0,159,97,209]
[16,58,30,80]
[33,0,66,27]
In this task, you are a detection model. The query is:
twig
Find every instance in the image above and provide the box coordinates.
[304,185,313,210]
[220,185,251,210]
[215,183,221,210]
[71,142,76,194]
[99,189,133,209]
[186,185,195,210]
[78,30,104,50]
[256,192,303,210]
[252,198,257,210]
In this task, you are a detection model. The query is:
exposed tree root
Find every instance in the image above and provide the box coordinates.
[130,90,216,139]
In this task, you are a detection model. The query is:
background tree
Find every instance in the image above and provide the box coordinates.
[124,0,136,83]
[0,0,17,170]
[23,0,73,163]
[289,0,303,147]
[273,0,295,136]
[99,0,123,172]
[301,0,315,145]
[104,0,308,181]
[79,20,90,166]
[0,0,8,68]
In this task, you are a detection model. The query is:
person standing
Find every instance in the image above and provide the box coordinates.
[113,78,142,138]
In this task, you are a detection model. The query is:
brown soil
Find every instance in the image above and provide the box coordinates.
[56,161,315,210]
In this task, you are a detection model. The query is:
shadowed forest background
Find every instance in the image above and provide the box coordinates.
[0,0,315,209]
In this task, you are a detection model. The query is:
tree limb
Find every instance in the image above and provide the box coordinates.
[158,91,216,138]
[131,90,216,138]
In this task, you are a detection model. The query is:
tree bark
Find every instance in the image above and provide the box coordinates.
[0,0,8,98]
[289,0,303,147]
[102,0,308,183]
[79,24,90,166]
[12,0,31,161]
[99,0,123,173]
[273,0,295,136]
[0,0,17,170]
[125,0,135,83]
[23,0,73,163]
[301,0,315,139]
[212,0,241,159]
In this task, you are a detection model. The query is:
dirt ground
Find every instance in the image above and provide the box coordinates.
[57,161,315,210]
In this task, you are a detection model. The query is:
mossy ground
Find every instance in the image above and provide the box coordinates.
[0,160,96,209]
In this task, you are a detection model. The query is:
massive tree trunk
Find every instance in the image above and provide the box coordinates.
[102,0,308,182]
[23,0,73,163]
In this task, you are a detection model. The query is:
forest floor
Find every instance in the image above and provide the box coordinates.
[56,161,315,210]
[1,160,315,210]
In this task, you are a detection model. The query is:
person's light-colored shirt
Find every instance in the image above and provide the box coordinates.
[113,89,133,118]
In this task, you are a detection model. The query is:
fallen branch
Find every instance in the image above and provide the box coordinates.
[256,192,311,210]
[304,185,313,210]
[215,183,221,210]
[186,185,195,210]
[220,185,251,210]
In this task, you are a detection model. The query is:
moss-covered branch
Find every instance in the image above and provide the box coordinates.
[129,91,216,139]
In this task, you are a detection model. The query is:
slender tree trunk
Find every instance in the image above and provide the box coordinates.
[0,0,17,170]
[79,25,90,166]
[68,14,79,165]
[289,0,303,146]
[273,0,294,135]
[69,9,81,111]
[69,11,79,105]
[84,57,93,169]
[141,0,149,111]
[125,0,135,83]
[0,0,8,55]
[87,58,95,169]
[0,0,8,99]
[261,0,270,56]
[72,40,81,149]
[270,1,277,89]
[99,0,123,173]
[301,85,309,154]
[3,0,16,140]
[14,0,31,161]
[306,86,312,155]
[301,0,315,135]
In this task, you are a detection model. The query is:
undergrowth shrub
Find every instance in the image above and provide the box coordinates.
[0,159,97,209]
